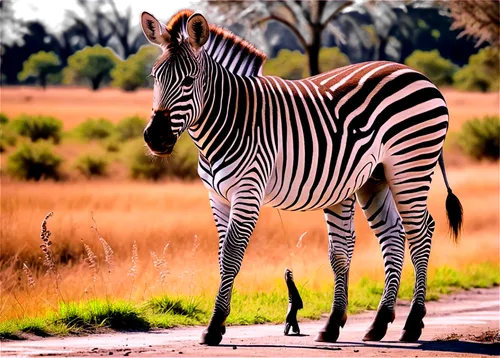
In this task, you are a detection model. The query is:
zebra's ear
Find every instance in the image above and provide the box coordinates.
[187,12,209,53]
[141,12,170,47]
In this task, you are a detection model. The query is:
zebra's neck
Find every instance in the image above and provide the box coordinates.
[188,53,264,165]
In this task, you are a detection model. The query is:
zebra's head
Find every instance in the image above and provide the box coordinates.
[140,11,209,156]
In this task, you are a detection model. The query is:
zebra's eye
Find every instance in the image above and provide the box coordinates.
[182,76,194,87]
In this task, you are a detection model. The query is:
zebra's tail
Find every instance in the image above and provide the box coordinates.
[438,151,463,242]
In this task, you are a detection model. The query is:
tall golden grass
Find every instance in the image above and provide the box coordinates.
[1,163,498,321]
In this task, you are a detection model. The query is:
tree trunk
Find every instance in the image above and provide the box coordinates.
[91,73,104,91]
[307,29,322,76]
[39,74,47,90]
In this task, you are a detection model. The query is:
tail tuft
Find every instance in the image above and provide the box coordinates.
[445,188,463,242]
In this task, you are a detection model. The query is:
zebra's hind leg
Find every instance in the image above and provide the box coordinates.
[356,170,405,341]
[386,161,436,342]
[315,196,356,343]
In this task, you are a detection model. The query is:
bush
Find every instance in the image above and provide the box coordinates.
[0,113,9,124]
[125,138,168,181]
[75,154,109,178]
[456,115,500,161]
[116,116,147,141]
[453,47,500,92]
[0,127,17,152]
[111,46,161,91]
[63,45,120,90]
[263,47,350,79]
[404,50,458,86]
[103,137,120,153]
[7,142,62,180]
[18,51,61,89]
[124,135,198,180]
[74,118,115,140]
[10,114,62,144]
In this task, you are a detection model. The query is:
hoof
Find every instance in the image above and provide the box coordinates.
[362,307,395,341]
[315,327,340,343]
[362,326,388,342]
[400,320,424,342]
[199,328,223,346]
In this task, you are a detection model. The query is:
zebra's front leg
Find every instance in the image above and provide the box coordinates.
[200,193,262,346]
[315,196,356,343]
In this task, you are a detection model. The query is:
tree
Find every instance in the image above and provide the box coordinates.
[63,45,119,90]
[18,51,61,89]
[453,47,500,92]
[404,49,458,86]
[445,0,499,47]
[202,0,356,76]
[111,46,160,91]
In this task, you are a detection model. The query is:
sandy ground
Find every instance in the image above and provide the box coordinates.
[1,288,498,357]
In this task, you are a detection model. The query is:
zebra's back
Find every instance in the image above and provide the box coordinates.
[262,61,449,211]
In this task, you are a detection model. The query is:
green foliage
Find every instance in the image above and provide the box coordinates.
[0,262,498,339]
[74,118,115,140]
[63,45,120,90]
[7,142,62,181]
[115,116,147,141]
[0,113,9,124]
[263,47,350,79]
[111,46,161,91]
[10,114,63,143]
[56,300,150,331]
[454,47,500,92]
[125,135,198,181]
[74,154,109,178]
[405,50,458,86]
[103,137,120,153]
[456,115,500,161]
[0,124,17,152]
[17,51,61,88]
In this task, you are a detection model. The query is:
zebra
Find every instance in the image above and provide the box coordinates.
[140,10,463,345]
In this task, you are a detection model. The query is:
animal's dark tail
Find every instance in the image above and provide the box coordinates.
[438,151,463,242]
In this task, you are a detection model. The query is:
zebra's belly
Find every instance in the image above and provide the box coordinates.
[263,145,379,211]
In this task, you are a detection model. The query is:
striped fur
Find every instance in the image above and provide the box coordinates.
[141,10,462,345]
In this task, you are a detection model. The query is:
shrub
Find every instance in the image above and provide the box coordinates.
[63,45,120,90]
[103,137,120,153]
[453,47,500,92]
[0,113,9,124]
[404,50,458,86]
[124,135,198,180]
[111,46,161,91]
[0,126,17,152]
[75,154,109,178]
[18,51,61,89]
[125,138,168,181]
[7,142,62,180]
[263,47,350,79]
[10,114,63,144]
[115,116,147,141]
[318,47,351,73]
[456,115,500,161]
[74,118,115,140]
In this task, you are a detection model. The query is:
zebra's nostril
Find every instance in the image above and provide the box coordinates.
[143,129,150,144]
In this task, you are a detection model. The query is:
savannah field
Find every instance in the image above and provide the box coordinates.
[0,86,499,337]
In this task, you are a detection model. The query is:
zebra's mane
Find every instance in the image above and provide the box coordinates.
[166,10,267,76]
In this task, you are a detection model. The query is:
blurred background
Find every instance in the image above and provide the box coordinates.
[0,0,498,326]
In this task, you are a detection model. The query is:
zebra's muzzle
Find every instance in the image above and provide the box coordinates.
[143,110,177,156]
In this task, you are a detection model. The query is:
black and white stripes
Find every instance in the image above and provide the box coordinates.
[140,10,463,346]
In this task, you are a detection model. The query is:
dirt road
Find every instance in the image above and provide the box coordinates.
[1,288,498,357]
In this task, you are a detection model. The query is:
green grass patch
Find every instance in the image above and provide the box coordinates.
[1,262,498,340]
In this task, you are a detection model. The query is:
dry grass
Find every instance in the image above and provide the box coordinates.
[0,87,497,130]
[1,163,498,321]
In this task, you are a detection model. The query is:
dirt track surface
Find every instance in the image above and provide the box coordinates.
[1,288,499,357]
